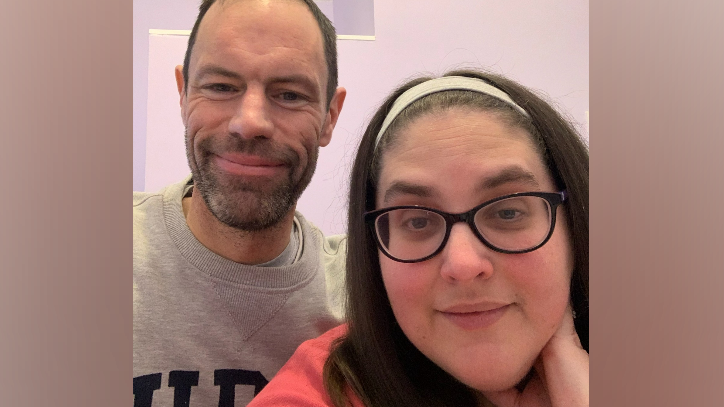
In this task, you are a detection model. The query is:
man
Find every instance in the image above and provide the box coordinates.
[133,0,347,405]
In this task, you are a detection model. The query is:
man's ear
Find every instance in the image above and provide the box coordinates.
[319,87,347,147]
[174,65,188,126]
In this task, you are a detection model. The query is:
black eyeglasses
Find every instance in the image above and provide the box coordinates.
[364,191,567,263]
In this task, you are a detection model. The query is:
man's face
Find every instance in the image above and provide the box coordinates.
[177,0,342,231]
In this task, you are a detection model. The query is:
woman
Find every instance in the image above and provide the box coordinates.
[248,70,589,407]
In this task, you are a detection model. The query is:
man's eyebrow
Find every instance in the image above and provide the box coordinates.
[193,65,241,82]
[192,69,320,94]
[269,75,320,93]
[480,166,540,190]
[382,181,435,205]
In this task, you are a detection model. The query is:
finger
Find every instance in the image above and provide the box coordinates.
[539,316,589,407]
[549,304,582,349]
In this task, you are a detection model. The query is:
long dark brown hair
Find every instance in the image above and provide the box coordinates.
[324,69,589,407]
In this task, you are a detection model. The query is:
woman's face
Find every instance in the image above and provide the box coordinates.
[375,107,573,392]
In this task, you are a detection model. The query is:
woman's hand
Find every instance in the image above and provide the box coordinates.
[481,306,589,407]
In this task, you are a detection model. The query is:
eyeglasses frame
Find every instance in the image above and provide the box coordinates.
[364,191,567,263]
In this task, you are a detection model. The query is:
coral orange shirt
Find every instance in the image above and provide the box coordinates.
[247,324,365,407]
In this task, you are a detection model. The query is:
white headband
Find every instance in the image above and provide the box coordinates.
[373,76,529,148]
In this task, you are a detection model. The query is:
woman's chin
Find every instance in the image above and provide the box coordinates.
[453,362,534,394]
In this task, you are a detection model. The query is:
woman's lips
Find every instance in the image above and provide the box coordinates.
[440,303,511,331]
[213,153,287,177]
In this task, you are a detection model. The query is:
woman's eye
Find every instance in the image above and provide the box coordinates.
[497,209,521,220]
[399,211,442,231]
[406,217,429,230]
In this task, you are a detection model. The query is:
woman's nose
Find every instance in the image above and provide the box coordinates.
[438,223,495,282]
[227,87,274,139]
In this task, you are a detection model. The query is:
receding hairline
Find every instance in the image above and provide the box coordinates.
[198,0,325,45]
[211,0,313,13]
[187,0,329,84]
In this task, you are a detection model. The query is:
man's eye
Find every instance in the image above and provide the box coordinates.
[207,84,235,92]
[281,92,300,101]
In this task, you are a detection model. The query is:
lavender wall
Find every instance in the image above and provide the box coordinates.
[133,0,200,192]
[135,0,588,235]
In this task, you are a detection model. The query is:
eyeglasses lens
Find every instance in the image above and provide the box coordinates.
[375,209,447,262]
[474,196,552,252]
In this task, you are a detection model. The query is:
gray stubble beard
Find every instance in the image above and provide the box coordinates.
[185,129,319,232]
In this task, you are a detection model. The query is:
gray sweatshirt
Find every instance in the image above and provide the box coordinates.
[133,176,347,406]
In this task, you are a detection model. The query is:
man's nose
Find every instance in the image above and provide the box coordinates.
[438,223,495,283]
[227,86,274,139]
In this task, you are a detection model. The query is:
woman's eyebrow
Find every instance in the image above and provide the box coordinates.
[480,167,540,190]
[381,167,539,205]
[382,181,434,205]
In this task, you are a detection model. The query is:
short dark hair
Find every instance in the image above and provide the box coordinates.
[181,0,338,106]
[324,69,589,407]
